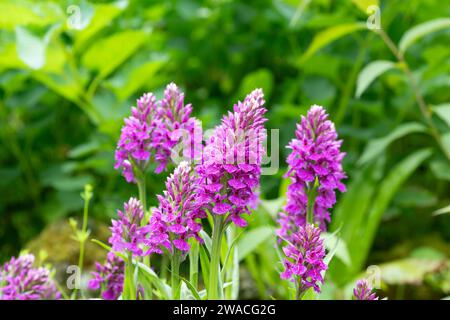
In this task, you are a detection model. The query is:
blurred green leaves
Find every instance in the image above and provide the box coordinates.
[15,26,47,69]
[358,122,427,166]
[238,69,274,100]
[299,23,366,64]
[399,18,450,55]
[351,0,379,14]
[433,103,450,128]
[330,148,433,284]
[82,30,148,80]
[356,60,397,98]
[0,0,449,300]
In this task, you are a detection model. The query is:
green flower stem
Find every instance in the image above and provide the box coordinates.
[125,253,136,300]
[73,184,93,299]
[171,252,181,299]
[295,280,305,300]
[136,174,151,299]
[137,177,147,222]
[208,215,226,300]
[189,240,199,289]
[306,179,318,225]
[161,254,169,280]
[136,175,149,267]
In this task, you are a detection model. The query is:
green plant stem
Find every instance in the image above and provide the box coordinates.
[161,254,169,280]
[335,36,369,126]
[208,215,226,300]
[137,176,149,266]
[137,177,147,222]
[125,253,136,300]
[377,29,450,161]
[73,187,91,299]
[171,252,181,299]
[136,175,152,298]
[295,280,306,300]
[189,240,199,289]
[306,182,318,225]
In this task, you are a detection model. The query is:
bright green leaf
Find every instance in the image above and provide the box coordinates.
[75,2,125,51]
[82,30,148,79]
[322,232,352,267]
[433,103,450,128]
[114,60,165,101]
[358,122,427,165]
[378,258,444,285]
[351,0,379,14]
[433,205,450,216]
[0,1,63,30]
[15,26,46,69]
[355,60,396,98]
[260,198,285,218]
[399,18,450,54]
[238,69,274,100]
[237,226,274,261]
[300,23,366,64]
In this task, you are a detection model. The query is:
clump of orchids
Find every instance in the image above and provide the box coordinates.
[1,82,382,301]
[91,83,269,300]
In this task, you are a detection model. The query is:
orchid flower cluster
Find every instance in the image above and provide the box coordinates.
[276,105,347,298]
[114,83,201,182]
[87,83,268,300]
[0,254,60,300]
[0,82,380,301]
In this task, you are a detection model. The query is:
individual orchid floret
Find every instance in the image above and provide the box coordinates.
[353,279,379,300]
[147,161,206,254]
[109,198,148,257]
[278,105,346,237]
[196,89,268,227]
[88,252,125,300]
[0,254,60,300]
[280,223,327,296]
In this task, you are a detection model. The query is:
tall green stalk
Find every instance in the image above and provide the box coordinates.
[171,252,181,299]
[124,252,136,300]
[136,172,151,298]
[208,215,226,300]
[189,240,199,289]
[137,177,147,222]
[72,184,93,299]
[306,178,318,225]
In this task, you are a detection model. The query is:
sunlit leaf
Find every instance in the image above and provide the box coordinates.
[358,122,427,165]
[433,205,450,216]
[82,30,148,79]
[430,159,450,181]
[351,0,379,14]
[299,23,366,64]
[74,2,125,51]
[0,1,63,30]
[399,18,450,54]
[113,60,165,101]
[260,198,285,218]
[237,226,274,261]
[15,26,46,70]
[322,232,351,267]
[238,69,274,100]
[378,258,445,285]
[433,103,450,128]
[355,60,397,98]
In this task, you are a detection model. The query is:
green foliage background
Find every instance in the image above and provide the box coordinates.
[0,0,449,299]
